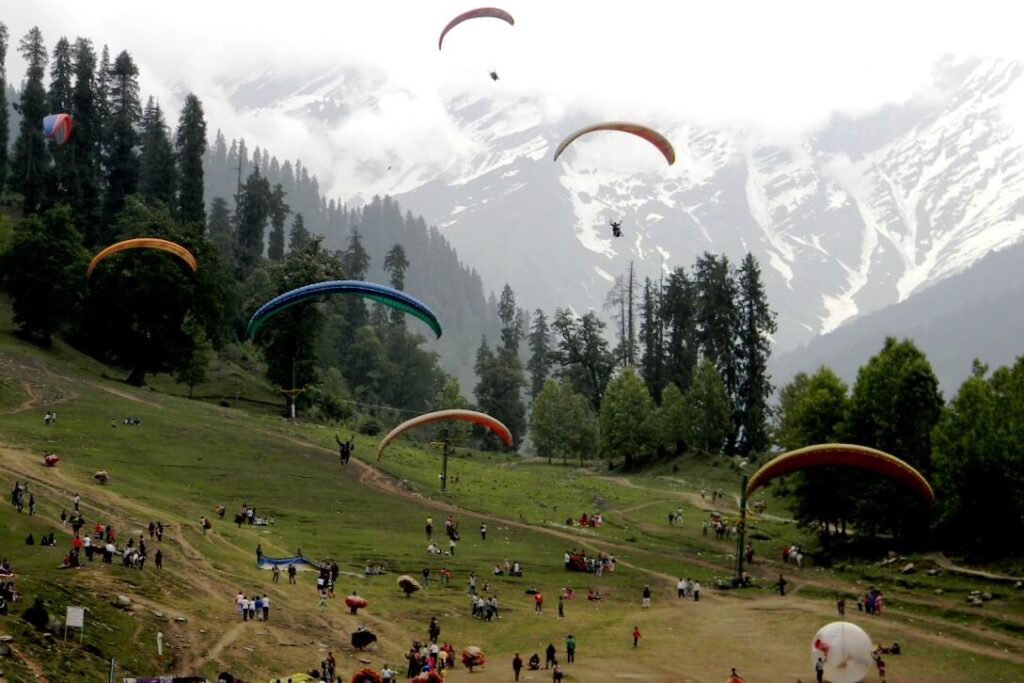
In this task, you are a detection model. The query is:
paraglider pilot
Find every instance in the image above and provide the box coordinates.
[489,70,499,81]
[610,221,622,238]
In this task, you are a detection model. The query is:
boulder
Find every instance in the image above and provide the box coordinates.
[0,643,12,657]
[113,595,132,610]
[900,562,916,574]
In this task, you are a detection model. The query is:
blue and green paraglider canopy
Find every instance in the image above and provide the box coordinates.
[247,280,442,339]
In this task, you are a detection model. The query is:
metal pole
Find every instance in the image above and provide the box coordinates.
[440,426,450,492]
[736,474,748,578]
[108,658,115,683]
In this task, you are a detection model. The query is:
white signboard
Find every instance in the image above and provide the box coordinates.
[66,606,85,628]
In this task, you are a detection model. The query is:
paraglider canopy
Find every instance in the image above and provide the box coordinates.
[247,280,442,339]
[376,409,513,459]
[87,238,198,279]
[554,122,676,166]
[745,443,934,504]
[439,8,515,50]
[42,113,73,146]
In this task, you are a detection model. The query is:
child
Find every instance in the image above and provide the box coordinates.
[632,626,641,647]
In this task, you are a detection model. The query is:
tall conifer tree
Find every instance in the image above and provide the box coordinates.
[11,27,49,213]
[139,97,177,206]
[266,183,289,261]
[103,50,142,226]
[527,309,552,400]
[734,253,777,454]
[70,38,102,245]
[288,212,310,252]
[175,93,207,227]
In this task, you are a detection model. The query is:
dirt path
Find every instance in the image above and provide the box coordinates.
[926,554,1024,583]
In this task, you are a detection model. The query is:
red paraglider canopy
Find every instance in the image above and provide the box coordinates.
[553,122,676,166]
[376,409,513,458]
[745,443,935,504]
[438,8,515,50]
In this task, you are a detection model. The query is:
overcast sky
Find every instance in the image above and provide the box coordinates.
[5,1,1024,196]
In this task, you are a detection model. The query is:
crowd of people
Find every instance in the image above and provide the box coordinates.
[564,548,615,574]
[565,511,603,528]
[234,590,272,622]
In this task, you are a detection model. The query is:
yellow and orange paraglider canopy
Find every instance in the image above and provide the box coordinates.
[376,409,512,459]
[745,443,934,504]
[87,238,198,278]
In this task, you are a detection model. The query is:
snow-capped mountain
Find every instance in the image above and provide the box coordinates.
[220,57,1024,353]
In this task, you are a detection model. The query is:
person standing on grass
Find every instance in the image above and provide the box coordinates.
[632,626,641,647]
[558,594,565,619]
[777,574,788,596]
[545,643,556,668]
[565,634,575,663]
[534,590,544,614]
[288,564,297,584]
[155,549,163,569]
[272,565,280,583]
[262,594,270,621]
[642,584,651,609]
[512,653,523,681]
[815,656,825,683]
[693,580,701,601]
[426,516,434,539]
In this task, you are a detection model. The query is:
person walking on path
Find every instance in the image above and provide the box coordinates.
[693,580,701,601]
[565,634,576,663]
[632,626,642,647]
[154,549,163,569]
[815,656,825,683]
[641,585,651,609]
[480,523,487,540]
[777,574,788,596]
[677,577,686,599]
[558,594,564,619]
[426,516,434,539]
[512,653,523,681]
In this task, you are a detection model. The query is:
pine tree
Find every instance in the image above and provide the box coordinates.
[734,253,777,455]
[0,23,9,197]
[526,308,552,400]
[288,212,311,252]
[234,167,271,275]
[639,277,666,399]
[175,93,207,227]
[69,38,102,245]
[206,197,233,258]
[266,183,289,261]
[103,50,142,227]
[603,263,638,366]
[662,267,698,393]
[11,27,50,213]
[383,244,410,325]
[498,283,523,353]
[693,253,741,452]
[139,97,177,207]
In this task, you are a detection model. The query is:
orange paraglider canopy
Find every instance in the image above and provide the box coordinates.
[745,443,934,504]
[87,238,198,278]
[376,409,512,459]
[553,122,676,166]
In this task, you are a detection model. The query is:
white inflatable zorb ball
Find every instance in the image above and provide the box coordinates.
[810,621,873,683]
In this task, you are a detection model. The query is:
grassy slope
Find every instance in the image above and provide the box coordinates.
[0,297,1022,682]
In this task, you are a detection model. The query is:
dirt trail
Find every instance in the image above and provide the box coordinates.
[926,554,1024,583]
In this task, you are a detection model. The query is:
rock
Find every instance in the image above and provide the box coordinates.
[1014,580,1022,590]
[358,658,371,664]
[0,636,12,643]
[115,595,132,608]
[900,562,916,574]
[934,588,944,595]
[151,611,164,619]
[173,617,187,623]
[0,643,11,657]
[967,596,983,606]
[982,592,994,601]
[925,568,941,576]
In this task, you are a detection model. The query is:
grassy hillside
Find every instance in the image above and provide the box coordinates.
[0,296,1022,682]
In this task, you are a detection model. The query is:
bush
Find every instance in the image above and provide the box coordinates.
[358,416,381,436]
